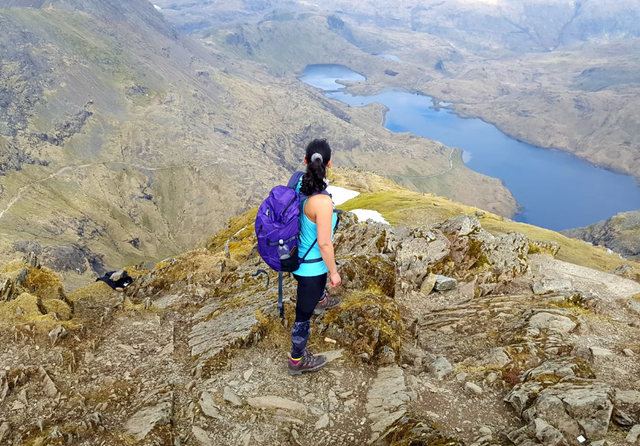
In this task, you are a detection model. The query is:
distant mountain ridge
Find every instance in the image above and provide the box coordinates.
[155,0,640,53]
[562,210,640,261]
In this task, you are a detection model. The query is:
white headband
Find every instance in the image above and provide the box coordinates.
[310,153,323,163]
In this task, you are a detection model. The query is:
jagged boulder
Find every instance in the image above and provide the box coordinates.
[507,357,612,446]
[334,220,408,257]
[508,381,614,446]
[395,228,451,289]
[393,215,533,295]
[615,389,640,425]
[436,216,530,280]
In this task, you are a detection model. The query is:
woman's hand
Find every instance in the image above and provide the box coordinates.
[330,271,342,288]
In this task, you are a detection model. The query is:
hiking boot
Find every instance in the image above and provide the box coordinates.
[288,350,327,376]
[313,293,341,314]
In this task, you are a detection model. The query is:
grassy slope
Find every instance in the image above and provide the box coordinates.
[331,168,640,276]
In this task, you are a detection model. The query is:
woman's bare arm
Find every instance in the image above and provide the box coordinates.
[311,195,341,286]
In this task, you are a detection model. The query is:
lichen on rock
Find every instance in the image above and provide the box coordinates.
[320,290,402,363]
[373,413,463,446]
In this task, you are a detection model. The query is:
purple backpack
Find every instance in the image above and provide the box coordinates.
[255,172,325,272]
[254,172,332,317]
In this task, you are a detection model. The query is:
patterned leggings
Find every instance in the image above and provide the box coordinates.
[290,273,327,358]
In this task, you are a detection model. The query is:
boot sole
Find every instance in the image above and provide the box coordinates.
[288,361,327,376]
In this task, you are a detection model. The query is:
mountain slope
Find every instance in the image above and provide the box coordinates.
[0,0,516,289]
[562,210,640,262]
[157,0,640,53]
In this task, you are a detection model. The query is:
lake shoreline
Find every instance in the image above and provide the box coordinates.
[299,64,640,231]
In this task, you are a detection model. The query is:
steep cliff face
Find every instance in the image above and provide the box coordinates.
[563,210,640,261]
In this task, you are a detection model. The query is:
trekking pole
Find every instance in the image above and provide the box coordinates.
[278,271,284,318]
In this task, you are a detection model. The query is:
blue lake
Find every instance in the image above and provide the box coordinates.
[299,64,640,231]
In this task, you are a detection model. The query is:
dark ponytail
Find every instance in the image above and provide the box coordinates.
[300,139,332,196]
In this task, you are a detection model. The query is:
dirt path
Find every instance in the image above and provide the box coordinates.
[530,254,640,300]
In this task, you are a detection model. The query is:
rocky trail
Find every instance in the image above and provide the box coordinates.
[1,211,640,446]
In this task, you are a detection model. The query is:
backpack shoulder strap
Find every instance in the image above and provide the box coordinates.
[287,171,305,190]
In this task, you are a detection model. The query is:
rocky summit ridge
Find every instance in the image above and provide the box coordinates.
[1,183,640,445]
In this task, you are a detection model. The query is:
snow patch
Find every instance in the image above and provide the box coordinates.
[351,209,389,225]
[325,185,388,224]
[154,5,162,10]
[326,186,360,206]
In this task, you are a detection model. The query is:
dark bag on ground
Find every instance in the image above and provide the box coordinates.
[97,270,133,290]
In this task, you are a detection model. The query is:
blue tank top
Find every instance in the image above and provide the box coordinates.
[294,182,338,277]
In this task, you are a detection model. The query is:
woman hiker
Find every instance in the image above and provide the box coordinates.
[289,139,342,376]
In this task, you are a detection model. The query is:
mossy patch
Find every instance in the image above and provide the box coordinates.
[146,250,226,291]
[339,255,396,297]
[207,207,258,252]
[528,242,557,257]
[322,290,402,362]
[374,413,463,446]
[3,261,67,302]
[5,292,42,321]
[41,298,73,320]
[67,281,116,303]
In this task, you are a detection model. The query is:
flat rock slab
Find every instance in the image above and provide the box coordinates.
[199,391,222,420]
[627,425,640,444]
[124,395,173,441]
[153,294,183,309]
[527,311,577,335]
[315,413,330,430]
[590,347,614,357]
[223,386,243,407]
[247,396,307,413]
[366,366,411,435]
[192,426,213,446]
[531,257,640,300]
[533,278,572,295]
[0,422,9,442]
[318,349,344,363]
[628,300,640,316]
[188,303,265,365]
